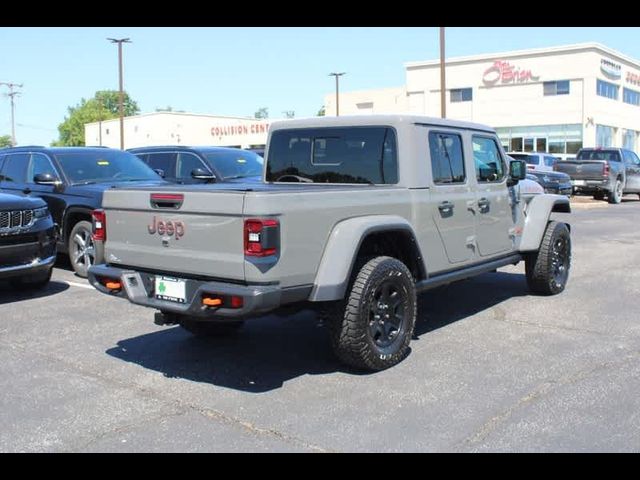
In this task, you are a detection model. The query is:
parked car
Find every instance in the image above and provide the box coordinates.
[0,146,166,277]
[507,152,558,173]
[127,146,264,184]
[0,192,56,289]
[526,170,573,196]
[89,115,571,371]
[554,147,640,203]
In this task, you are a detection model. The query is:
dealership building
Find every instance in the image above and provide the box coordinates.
[324,43,640,157]
[84,112,275,150]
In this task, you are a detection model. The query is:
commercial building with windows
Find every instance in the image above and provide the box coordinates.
[84,112,274,150]
[325,43,640,158]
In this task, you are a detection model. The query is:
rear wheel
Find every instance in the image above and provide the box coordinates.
[329,256,417,371]
[179,317,244,337]
[608,179,623,204]
[525,221,571,295]
[69,220,95,278]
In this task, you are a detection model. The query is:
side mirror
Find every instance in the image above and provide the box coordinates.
[34,173,62,187]
[153,169,165,178]
[191,168,217,182]
[508,159,527,186]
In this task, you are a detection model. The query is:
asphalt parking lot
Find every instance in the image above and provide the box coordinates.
[1,195,640,452]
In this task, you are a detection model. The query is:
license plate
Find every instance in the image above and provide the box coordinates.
[572,180,586,186]
[155,276,186,303]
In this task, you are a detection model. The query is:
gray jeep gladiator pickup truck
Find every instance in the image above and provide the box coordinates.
[88,115,572,371]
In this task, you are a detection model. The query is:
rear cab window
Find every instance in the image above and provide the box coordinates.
[266,126,398,184]
[577,150,621,162]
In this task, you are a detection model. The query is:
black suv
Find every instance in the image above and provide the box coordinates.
[0,192,56,289]
[127,146,264,184]
[0,146,166,277]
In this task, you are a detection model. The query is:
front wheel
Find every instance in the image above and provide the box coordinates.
[525,221,571,295]
[69,220,95,278]
[329,256,417,371]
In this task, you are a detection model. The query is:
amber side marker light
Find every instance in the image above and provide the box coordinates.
[99,277,122,291]
[202,296,223,307]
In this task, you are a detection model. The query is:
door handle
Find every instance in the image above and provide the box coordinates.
[438,201,454,212]
[478,197,490,212]
[22,187,31,194]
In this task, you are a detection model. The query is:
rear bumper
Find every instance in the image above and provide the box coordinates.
[571,179,610,192]
[88,264,288,319]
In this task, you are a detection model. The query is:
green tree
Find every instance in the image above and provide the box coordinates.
[254,107,269,119]
[0,135,12,147]
[317,105,326,116]
[54,90,140,146]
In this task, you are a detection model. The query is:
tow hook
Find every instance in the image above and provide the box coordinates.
[154,311,180,326]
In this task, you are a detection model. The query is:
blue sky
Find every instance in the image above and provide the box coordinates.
[2,27,640,146]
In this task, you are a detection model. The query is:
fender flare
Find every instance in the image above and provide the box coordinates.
[62,206,94,246]
[519,194,571,252]
[309,215,424,302]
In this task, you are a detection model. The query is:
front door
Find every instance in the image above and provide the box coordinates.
[427,130,477,266]
[471,135,514,257]
[623,150,640,192]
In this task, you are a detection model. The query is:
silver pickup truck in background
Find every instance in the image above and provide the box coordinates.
[554,147,640,203]
[88,115,572,371]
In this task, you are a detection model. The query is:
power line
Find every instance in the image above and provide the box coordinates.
[0,81,24,146]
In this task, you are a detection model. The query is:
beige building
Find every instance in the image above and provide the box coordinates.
[325,43,640,158]
[84,112,274,150]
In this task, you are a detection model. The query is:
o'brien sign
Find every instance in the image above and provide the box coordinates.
[600,59,622,80]
[482,60,540,86]
[211,123,270,137]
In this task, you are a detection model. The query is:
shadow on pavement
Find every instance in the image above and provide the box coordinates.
[0,280,70,305]
[107,271,529,393]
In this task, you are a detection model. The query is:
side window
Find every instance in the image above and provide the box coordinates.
[1,153,29,184]
[631,152,640,165]
[177,152,209,179]
[622,150,635,166]
[27,153,58,184]
[544,156,556,167]
[472,136,505,182]
[146,152,177,179]
[428,131,465,184]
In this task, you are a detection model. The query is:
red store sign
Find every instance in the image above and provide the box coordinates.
[211,123,270,137]
[482,60,540,86]
[626,72,640,87]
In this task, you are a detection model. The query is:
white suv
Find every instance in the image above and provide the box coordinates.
[507,152,558,173]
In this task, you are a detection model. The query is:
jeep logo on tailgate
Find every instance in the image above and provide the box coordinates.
[148,216,185,240]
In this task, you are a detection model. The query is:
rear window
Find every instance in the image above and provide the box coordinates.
[577,150,621,162]
[266,127,398,184]
[508,153,536,165]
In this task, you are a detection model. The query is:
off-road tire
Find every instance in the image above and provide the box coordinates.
[69,220,95,278]
[608,179,623,204]
[179,317,244,337]
[525,221,571,295]
[329,256,417,371]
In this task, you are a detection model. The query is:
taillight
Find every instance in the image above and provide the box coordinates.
[92,209,106,241]
[603,163,610,176]
[244,218,279,257]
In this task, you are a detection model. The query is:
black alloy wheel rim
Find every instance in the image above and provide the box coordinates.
[551,235,570,288]
[368,278,407,349]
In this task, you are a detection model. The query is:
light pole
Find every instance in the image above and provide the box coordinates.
[107,37,131,149]
[329,72,346,116]
[439,27,446,119]
[0,81,23,146]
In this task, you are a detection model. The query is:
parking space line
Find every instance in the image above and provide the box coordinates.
[63,281,94,290]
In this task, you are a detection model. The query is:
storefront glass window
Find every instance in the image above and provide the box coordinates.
[524,138,534,152]
[566,141,583,154]
[510,137,523,151]
[623,129,637,150]
[596,124,614,147]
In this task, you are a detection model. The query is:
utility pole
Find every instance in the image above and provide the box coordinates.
[439,27,446,119]
[0,82,24,146]
[329,72,346,116]
[107,37,131,149]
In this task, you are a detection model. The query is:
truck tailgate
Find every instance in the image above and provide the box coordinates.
[555,160,606,180]
[102,188,246,281]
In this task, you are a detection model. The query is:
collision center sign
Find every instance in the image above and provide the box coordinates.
[482,60,540,86]
[211,122,270,137]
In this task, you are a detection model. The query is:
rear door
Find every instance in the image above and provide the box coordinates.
[471,135,514,258]
[145,152,177,182]
[622,150,640,192]
[427,130,477,266]
[24,153,67,226]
